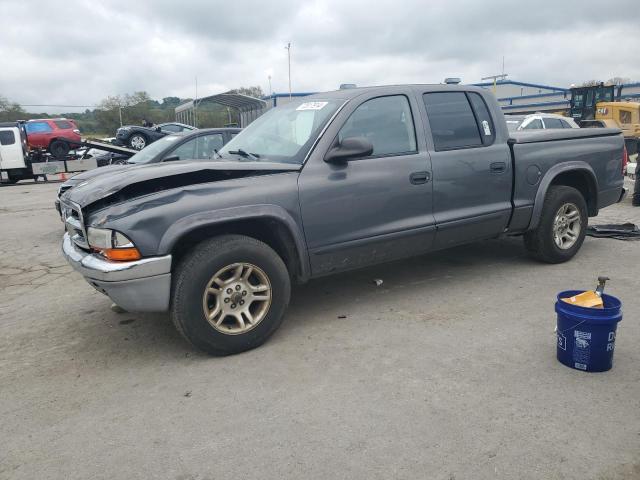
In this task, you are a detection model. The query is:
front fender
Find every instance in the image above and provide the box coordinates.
[157,204,311,280]
[528,161,598,231]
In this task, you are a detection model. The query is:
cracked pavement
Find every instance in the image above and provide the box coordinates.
[0,179,639,480]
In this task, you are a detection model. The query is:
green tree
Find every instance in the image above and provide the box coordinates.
[229,86,264,99]
[0,95,27,122]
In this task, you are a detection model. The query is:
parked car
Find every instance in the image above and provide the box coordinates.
[115,122,196,150]
[60,84,626,356]
[25,118,81,157]
[54,128,240,216]
[505,113,579,132]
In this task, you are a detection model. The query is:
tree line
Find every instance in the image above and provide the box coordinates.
[0,86,264,136]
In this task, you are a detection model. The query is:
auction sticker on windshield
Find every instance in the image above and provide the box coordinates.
[296,102,328,111]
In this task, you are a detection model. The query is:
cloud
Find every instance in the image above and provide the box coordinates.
[0,0,637,113]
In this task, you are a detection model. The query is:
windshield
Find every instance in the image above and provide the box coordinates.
[218,99,343,164]
[127,135,182,164]
[505,116,525,132]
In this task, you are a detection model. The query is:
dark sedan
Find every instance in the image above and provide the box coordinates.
[55,127,241,217]
[115,122,196,150]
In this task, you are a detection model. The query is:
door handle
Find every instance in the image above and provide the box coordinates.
[490,162,506,173]
[410,171,431,185]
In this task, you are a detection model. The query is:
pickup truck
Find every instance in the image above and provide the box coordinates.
[60,84,627,355]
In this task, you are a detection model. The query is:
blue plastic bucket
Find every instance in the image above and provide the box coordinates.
[555,290,622,372]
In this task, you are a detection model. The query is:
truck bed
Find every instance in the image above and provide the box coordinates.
[507,128,625,233]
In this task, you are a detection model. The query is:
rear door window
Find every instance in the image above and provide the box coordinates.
[0,131,16,145]
[161,124,183,133]
[467,93,495,145]
[26,122,53,133]
[422,92,482,151]
[54,120,73,129]
[543,118,564,129]
[523,118,543,130]
[338,95,417,157]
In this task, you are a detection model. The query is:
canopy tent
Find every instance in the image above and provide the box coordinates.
[175,92,267,128]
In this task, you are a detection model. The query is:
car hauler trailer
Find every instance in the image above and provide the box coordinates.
[0,124,136,184]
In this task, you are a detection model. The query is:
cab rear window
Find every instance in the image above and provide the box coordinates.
[0,131,16,145]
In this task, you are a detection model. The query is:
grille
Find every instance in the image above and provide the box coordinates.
[61,200,89,250]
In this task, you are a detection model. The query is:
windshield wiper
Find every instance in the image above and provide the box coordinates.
[228,148,260,160]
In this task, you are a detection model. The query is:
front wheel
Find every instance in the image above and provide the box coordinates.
[128,134,147,150]
[524,185,587,263]
[171,234,291,355]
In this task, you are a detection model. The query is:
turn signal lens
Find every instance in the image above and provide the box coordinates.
[102,247,141,261]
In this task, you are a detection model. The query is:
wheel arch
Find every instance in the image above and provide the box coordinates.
[158,205,311,283]
[528,162,598,231]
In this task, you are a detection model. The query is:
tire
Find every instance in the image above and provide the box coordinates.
[49,140,70,158]
[171,234,291,355]
[128,133,147,150]
[524,185,588,263]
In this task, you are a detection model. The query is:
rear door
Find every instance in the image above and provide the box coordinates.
[419,90,512,248]
[298,91,435,275]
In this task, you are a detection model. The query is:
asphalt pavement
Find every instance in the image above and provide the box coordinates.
[1,179,639,480]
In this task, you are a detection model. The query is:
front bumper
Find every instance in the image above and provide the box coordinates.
[62,233,172,312]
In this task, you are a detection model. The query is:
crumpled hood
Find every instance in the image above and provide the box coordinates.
[64,164,130,186]
[62,160,301,208]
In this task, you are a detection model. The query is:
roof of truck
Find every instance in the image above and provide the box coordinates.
[304,84,485,100]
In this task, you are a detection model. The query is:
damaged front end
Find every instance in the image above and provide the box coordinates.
[60,160,302,312]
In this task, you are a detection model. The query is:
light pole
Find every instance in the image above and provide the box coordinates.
[481,73,508,93]
[285,42,292,99]
[268,75,272,97]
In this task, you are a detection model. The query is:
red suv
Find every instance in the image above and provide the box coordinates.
[25,118,81,157]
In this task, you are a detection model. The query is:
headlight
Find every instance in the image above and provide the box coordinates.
[87,227,141,261]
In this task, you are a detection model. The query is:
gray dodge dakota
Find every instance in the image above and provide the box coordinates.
[60,84,626,355]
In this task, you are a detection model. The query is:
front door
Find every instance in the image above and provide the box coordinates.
[298,92,435,276]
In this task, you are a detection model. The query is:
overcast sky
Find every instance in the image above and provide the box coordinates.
[1,0,638,113]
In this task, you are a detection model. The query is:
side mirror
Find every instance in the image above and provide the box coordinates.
[162,155,180,162]
[324,137,373,163]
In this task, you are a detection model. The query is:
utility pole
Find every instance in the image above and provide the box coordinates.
[194,76,198,128]
[268,75,272,97]
[285,42,292,99]
[481,73,508,93]
[118,105,123,127]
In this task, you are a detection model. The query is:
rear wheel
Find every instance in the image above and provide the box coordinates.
[524,185,587,263]
[49,140,70,158]
[128,134,147,150]
[171,234,291,355]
